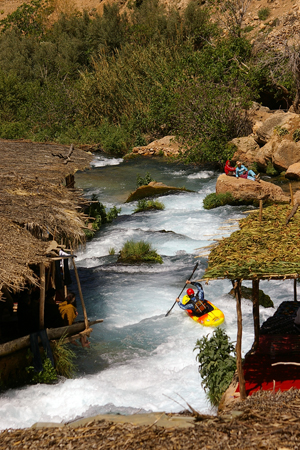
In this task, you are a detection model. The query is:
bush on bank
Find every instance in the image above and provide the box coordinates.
[118,240,163,264]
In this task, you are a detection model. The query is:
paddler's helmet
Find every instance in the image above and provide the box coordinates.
[187,288,194,297]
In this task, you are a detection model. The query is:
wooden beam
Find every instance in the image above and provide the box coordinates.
[252,279,260,351]
[294,279,297,302]
[39,263,46,330]
[234,280,246,400]
[0,320,103,357]
[71,256,89,329]
[289,182,294,206]
[259,200,263,222]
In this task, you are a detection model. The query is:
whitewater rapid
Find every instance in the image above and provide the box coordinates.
[0,155,291,430]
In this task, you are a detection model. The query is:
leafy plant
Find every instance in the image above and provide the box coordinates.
[118,240,163,264]
[258,7,270,21]
[109,247,115,255]
[86,195,121,235]
[136,172,154,188]
[134,199,165,212]
[194,328,236,406]
[26,357,58,384]
[293,129,300,142]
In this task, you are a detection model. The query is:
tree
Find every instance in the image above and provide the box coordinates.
[208,0,253,38]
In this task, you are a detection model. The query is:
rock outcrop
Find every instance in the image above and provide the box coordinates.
[231,107,300,177]
[216,174,290,203]
[125,181,191,202]
[132,136,185,157]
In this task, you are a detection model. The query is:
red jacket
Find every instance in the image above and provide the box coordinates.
[224,160,236,175]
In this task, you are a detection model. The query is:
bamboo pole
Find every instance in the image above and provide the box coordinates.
[290,183,294,207]
[252,279,260,351]
[39,263,46,330]
[71,256,89,329]
[234,280,246,400]
[259,200,263,223]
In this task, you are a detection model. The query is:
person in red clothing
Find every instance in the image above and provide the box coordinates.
[224,160,236,176]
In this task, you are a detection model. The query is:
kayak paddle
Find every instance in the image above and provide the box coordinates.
[165,262,199,317]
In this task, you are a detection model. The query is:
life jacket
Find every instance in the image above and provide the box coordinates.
[182,294,194,306]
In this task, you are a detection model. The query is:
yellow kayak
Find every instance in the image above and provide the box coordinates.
[186,300,225,327]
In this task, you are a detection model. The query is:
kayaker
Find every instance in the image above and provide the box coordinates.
[176,280,208,315]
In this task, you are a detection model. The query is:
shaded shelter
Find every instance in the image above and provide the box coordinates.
[201,203,300,400]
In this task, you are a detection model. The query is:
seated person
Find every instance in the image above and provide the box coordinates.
[45,288,64,328]
[224,160,236,176]
[176,280,210,316]
[59,292,78,325]
[236,161,260,181]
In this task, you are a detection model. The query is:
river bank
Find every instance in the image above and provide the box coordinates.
[1,389,299,449]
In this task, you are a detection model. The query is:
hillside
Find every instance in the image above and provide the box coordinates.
[0,0,297,26]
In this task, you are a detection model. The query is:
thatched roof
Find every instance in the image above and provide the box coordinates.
[202,204,300,281]
[0,140,93,298]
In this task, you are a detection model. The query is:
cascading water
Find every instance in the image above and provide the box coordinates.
[0,155,293,430]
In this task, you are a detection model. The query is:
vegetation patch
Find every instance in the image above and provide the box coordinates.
[274,126,289,137]
[293,129,300,142]
[85,194,121,238]
[136,172,154,188]
[266,161,278,177]
[134,199,165,213]
[118,240,163,264]
[194,328,236,406]
[51,335,76,379]
[229,285,274,308]
[258,7,271,21]
[203,192,251,210]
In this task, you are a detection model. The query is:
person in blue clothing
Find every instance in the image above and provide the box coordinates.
[236,161,260,181]
[176,280,209,315]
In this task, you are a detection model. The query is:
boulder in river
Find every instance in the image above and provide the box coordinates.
[125,181,192,202]
[216,174,290,203]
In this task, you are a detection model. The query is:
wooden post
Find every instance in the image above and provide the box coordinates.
[71,256,89,329]
[289,183,294,207]
[234,279,246,400]
[294,279,297,302]
[259,200,263,223]
[252,279,260,351]
[39,263,46,330]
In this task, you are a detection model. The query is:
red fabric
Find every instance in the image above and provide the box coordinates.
[235,335,300,396]
[224,160,236,175]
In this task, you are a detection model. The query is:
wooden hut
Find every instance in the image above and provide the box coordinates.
[0,139,102,383]
[201,201,300,401]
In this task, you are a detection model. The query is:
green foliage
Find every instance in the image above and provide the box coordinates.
[118,240,163,264]
[27,357,58,384]
[136,172,154,188]
[274,126,289,137]
[258,8,270,21]
[109,247,115,255]
[194,328,236,406]
[203,192,240,209]
[266,161,278,177]
[51,335,76,378]
[248,161,259,174]
[86,194,121,236]
[293,129,300,142]
[134,199,165,212]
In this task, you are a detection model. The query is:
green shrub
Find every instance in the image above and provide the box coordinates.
[86,195,121,236]
[248,162,259,174]
[136,172,154,188]
[109,247,115,255]
[274,125,289,137]
[258,7,270,21]
[118,240,163,263]
[203,192,237,209]
[293,129,300,142]
[26,357,58,384]
[134,199,165,212]
[194,328,236,406]
[266,161,278,176]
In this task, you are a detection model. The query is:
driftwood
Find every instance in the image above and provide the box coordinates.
[0,319,103,358]
[286,202,299,225]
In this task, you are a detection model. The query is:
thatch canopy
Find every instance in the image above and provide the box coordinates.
[202,204,300,281]
[0,139,93,298]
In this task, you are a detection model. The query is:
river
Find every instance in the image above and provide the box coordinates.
[0,154,293,430]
